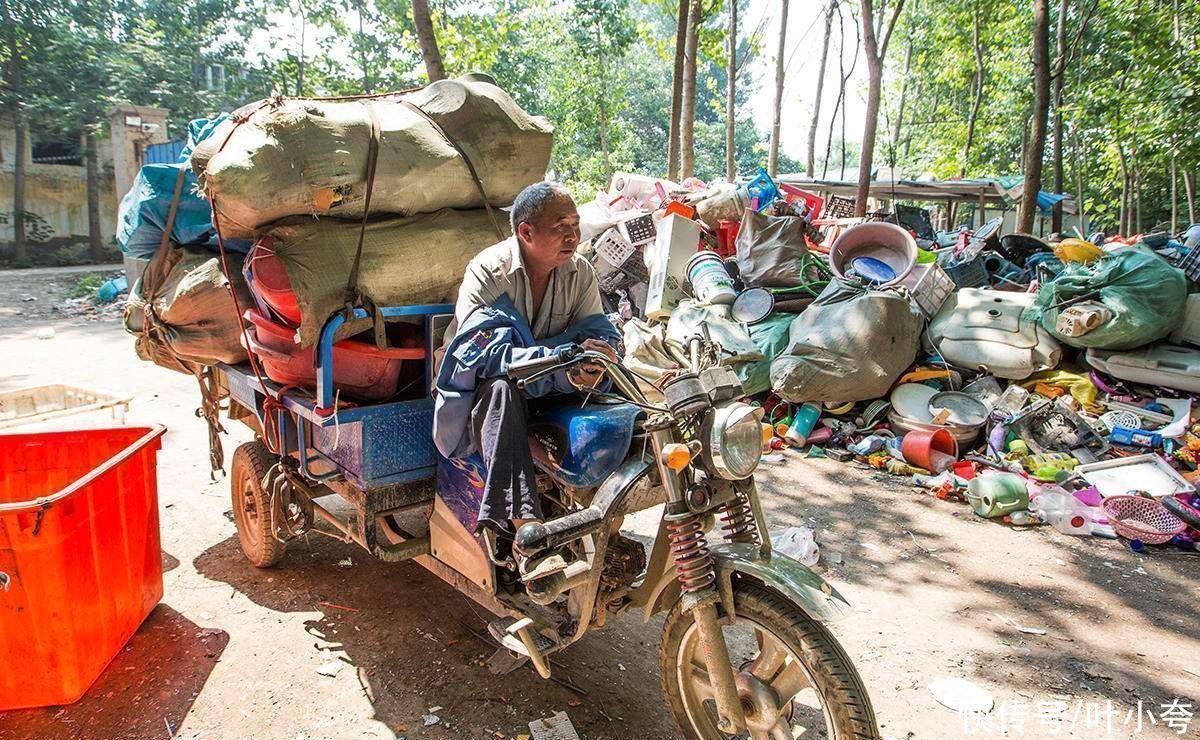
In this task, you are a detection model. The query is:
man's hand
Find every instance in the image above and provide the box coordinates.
[568,339,618,390]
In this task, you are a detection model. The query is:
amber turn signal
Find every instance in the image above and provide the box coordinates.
[661,443,693,471]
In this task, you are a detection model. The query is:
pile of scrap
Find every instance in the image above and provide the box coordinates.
[584,168,1200,554]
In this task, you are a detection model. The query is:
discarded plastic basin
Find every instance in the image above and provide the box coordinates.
[829,222,916,287]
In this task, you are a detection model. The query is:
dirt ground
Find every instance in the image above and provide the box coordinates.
[0,267,1196,740]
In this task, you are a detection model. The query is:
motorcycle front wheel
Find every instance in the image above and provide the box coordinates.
[659,582,880,740]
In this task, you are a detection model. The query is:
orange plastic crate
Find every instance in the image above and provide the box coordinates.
[0,426,166,710]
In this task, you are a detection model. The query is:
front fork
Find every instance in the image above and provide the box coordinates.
[651,427,761,734]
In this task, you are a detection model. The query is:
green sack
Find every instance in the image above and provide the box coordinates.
[736,312,797,396]
[1036,248,1187,350]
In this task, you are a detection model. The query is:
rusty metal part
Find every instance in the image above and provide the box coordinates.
[718,492,758,545]
[688,595,747,733]
[665,514,715,593]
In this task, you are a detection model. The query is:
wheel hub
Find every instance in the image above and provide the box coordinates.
[734,670,791,735]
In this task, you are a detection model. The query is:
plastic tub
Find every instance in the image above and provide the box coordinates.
[829,222,917,287]
[0,426,166,710]
[247,237,302,326]
[243,309,424,400]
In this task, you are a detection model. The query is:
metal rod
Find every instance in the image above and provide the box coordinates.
[691,597,747,733]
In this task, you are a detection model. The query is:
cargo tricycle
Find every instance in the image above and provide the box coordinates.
[220,301,878,739]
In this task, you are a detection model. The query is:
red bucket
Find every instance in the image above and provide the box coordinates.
[901,428,958,473]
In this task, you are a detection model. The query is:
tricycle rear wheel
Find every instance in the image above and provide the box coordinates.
[231,440,287,568]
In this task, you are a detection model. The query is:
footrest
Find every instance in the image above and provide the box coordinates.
[487,616,557,678]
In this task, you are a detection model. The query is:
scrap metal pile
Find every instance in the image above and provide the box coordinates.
[581,169,1200,554]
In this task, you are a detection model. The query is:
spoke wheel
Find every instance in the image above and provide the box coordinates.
[659,583,879,740]
[230,440,287,568]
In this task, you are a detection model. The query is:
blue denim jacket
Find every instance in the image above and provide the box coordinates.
[432,294,620,458]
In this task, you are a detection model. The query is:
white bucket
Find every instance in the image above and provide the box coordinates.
[686,251,737,305]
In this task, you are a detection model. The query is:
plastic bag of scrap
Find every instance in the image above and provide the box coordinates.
[734,209,830,289]
[1035,249,1187,350]
[736,312,796,396]
[667,301,762,363]
[770,279,922,403]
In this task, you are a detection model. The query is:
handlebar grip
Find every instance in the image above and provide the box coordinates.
[506,346,581,381]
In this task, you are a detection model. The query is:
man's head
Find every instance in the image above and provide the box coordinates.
[510,181,580,270]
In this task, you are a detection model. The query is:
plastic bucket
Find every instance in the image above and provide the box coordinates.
[829,222,917,287]
[900,428,958,472]
[686,251,737,305]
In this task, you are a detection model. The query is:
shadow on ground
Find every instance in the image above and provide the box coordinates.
[193,534,681,739]
[0,604,228,740]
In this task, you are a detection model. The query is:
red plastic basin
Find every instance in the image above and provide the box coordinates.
[243,309,424,400]
[247,237,302,326]
[0,426,166,710]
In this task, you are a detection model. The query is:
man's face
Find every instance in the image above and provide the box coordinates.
[517,196,581,269]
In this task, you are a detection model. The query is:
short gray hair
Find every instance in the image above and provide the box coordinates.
[510,181,573,233]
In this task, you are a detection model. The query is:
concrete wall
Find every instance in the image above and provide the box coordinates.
[0,104,167,247]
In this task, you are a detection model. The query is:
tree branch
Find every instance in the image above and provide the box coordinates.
[1051,0,1098,81]
[878,0,906,58]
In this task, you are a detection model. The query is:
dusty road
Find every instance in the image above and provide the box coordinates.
[0,268,1196,740]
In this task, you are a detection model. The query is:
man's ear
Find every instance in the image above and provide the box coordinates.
[516,222,534,244]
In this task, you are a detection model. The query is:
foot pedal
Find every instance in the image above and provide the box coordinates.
[487,617,555,678]
[519,552,569,582]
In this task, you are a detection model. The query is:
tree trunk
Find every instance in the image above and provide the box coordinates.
[667,0,691,181]
[959,4,985,179]
[1,0,25,263]
[412,0,446,83]
[296,8,306,96]
[1184,171,1197,225]
[1170,154,1178,234]
[85,131,103,262]
[725,0,738,181]
[1049,0,1067,233]
[768,0,790,176]
[358,7,372,92]
[854,0,905,216]
[1017,0,1050,233]
[1072,123,1087,235]
[679,0,702,179]
[824,3,855,179]
[1133,163,1142,234]
[807,1,835,177]
[890,36,912,160]
[595,24,612,182]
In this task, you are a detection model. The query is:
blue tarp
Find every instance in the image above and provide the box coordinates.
[116,115,249,259]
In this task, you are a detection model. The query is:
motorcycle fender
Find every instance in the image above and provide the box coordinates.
[641,542,850,624]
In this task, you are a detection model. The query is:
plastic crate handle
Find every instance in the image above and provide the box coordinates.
[0,426,166,517]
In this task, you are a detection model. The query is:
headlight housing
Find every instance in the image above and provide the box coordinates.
[705,402,764,479]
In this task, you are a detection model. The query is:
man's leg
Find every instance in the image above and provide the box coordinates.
[471,378,542,529]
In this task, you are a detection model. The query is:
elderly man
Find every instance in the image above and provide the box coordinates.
[433,182,621,535]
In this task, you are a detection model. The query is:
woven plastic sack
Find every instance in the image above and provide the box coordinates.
[193,74,553,238]
[266,209,506,346]
[770,279,922,403]
[737,312,796,396]
[117,116,250,258]
[1036,248,1187,350]
[734,210,820,288]
[124,243,252,373]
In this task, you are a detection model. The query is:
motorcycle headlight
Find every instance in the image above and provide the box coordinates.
[706,402,764,480]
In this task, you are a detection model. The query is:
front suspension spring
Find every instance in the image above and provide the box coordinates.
[718,493,758,545]
[666,514,715,593]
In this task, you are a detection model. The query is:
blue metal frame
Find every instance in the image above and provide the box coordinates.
[220,302,454,490]
[315,303,453,412]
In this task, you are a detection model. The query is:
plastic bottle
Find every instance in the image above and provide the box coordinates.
[1109,426,1163,448]
[784,403,821,447]
[1008,510,1043,526]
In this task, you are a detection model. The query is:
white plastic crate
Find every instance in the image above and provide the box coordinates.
[901,262,955,318]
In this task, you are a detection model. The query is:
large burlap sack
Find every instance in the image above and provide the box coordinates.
[770,279,922,403]
[734,209,821,288]
[124,244,253,373]
[266,209,507,346]
[193,73,553,238]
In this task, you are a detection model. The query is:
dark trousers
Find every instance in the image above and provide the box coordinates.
[471,378,542,529]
